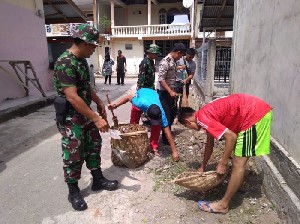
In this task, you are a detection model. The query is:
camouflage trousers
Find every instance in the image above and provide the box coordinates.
[57,112,102,183]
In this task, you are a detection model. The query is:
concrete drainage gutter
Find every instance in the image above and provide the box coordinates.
[255,138,300,224]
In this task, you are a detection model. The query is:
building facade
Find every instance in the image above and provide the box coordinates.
[0,0,52,103]
[95,0,202,75]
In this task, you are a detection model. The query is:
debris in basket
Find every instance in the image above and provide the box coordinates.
[113,123,147,133]
[111,123,149,168]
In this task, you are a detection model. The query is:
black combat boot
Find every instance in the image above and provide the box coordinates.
[67,182,88,211]
[91,168,119,191]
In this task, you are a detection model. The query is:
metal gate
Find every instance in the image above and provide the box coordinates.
[214,47,231,83]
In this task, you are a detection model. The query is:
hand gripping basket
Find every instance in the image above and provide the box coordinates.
[172,171,227,192]
[111,123,149,168]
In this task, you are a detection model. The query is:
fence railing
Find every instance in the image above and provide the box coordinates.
[112,24,191,37]
[45,23,191,38]
[194,40,230,102]
[195,43,208,87]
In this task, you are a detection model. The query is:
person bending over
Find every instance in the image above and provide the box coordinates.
[108,87,180,162]
[177,94,272,214]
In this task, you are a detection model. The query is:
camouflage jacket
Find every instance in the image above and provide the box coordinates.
[53,51,92,107]
[137,57,156,89]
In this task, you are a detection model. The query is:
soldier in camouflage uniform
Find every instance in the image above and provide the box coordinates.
[53,24,118,211]
[157,43,186,149]
[137,44,160,89]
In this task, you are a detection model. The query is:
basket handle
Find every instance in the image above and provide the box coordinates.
[119,130,148,136]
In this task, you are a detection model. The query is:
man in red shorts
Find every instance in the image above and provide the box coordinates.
[108,87,179,162]
[177,94,272,214]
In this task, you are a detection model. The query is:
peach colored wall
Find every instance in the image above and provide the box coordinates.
[150,3,186,24]
[1,0,36,11]
[127,5,148,25]
[124,3,184,26]
[100,3,186,27]
[0,0,52,102]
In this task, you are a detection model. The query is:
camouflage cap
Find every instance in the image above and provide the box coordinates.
[146,44,160,54]
[72,24,99,45]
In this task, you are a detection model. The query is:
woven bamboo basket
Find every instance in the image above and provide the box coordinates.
[172,171,227,192]
[111,123,149,168]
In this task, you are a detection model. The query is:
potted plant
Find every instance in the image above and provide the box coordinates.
[99,15,111,34]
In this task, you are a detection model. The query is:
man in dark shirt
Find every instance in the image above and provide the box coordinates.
[116,50,126,85]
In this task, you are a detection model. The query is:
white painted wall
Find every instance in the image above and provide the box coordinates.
[111,40,144,76]
[230,0,300,162]
[0,0,52,102]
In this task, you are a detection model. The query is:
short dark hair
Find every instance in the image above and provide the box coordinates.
[186,48,196,56]
[74,37,85,46]
[177,107,196,124]
[172,43,187,54]
[147,104,162,125]
[118,50,122,54]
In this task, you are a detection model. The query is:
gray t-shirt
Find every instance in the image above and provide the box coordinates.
[176,56,196,81]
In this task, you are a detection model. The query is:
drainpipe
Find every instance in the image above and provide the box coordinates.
[111,1,115,33]
[95,0,99,29]
[190,0,195,47]
[110,1,115,61]
[206,38,216,102]
[200,28,205,81]
[148,0,151,35]
[191,0,197,48]
[94,0,100,72]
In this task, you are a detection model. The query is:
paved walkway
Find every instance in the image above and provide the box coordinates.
[0,77,283,224]
[0,76,138,124]
[0,78,140,223]
[0,78,137,160]
[0,90,56,123]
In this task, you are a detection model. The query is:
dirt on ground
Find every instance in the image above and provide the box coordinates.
[143,124,283,224]
[44,87,283,224]
[131,90,284,224]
